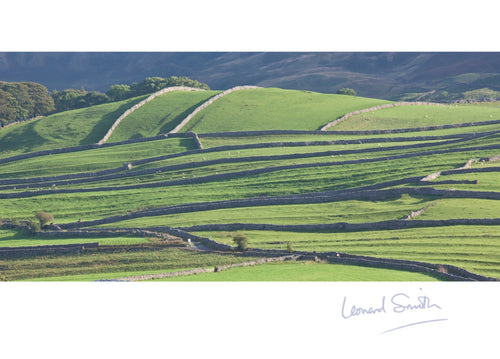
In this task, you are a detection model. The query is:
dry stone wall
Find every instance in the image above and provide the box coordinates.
[0,242,99,258]
[1,121,497,169]
[97,86,205,145]
[175,218,500,233]
[4,222,495,281]
[320,101,447,131]
[2,141,499,198]
[1,130,490,188]
[169,86,260,134]
[199,119,500,136]
[108,255,298,281]
[55,187,500,230]
[34,228,178,241]
[0,116,45,130]
[420,158,479,182]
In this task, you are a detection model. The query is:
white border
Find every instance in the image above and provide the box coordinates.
[1,1,499,357]
[2,0,500,51]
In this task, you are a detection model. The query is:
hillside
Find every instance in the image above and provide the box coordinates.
[0,86,499,281]
[2,52,500,101]
[0,95,148,157]
[180,88,391,132]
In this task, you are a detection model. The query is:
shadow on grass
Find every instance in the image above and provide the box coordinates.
[0,122,47,156]
[158,97,214,134]
[0,229,32,244]
[80,97,148,145]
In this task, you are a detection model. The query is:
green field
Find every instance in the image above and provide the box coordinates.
[0,95,148,157]
[333,103,500,130]
[1,87,499,281]
[0,137,196,179]
[107,90,220,142]
[195,226,500,278]
[0,247,261,281]
[180,88,392,132]
[156,261,441,281]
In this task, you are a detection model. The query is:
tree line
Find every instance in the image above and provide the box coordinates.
[52,76,210,112]
[1,76,210,126]
[0,81,55,126]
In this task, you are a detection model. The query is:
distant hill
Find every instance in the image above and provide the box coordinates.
[1,52,500,101]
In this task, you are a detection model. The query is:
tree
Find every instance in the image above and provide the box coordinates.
[83,91,109,107]
[51,89,86,112]
[106,84,131,101]
[336,88,357,96]
[233,233,249,251]
[51,89,108,111]
[23,82,55,116]
[35,211,54,227]
[0,88,17,125]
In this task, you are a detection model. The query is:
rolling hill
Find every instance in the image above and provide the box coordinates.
[0,86,499,281]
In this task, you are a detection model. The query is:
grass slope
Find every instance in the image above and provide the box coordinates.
[180,88,392,132]
[332,102,500,130]
[0,87,499,281]
[107,90,220,142]
[0,247,261,281]
[157,261,441,281]
[0,95,148,158]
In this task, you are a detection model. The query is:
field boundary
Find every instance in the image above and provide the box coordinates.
[97,86,205,145]
[199,119,500,137]
[0,135,476,189]
[2,142,499,198]
[0,242,98,258]
[1,120,498,167]
[104,255,298,281]
[2,223,496,281]
[175,218,500,232]
[320,101,447,130]
[1,130,494,188]
[52,187,500,229]
[0,116,45,130]
[169,86,260,134]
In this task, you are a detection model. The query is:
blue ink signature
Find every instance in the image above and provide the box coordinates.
[341,288,448,334]
[391,292,441,313]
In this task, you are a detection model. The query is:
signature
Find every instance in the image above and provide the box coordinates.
[341,289,447,334]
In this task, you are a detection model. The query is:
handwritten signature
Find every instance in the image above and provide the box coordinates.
[341,292,441,319]
[341,289,447,334]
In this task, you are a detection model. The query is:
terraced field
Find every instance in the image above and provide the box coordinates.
[0,87,498,281]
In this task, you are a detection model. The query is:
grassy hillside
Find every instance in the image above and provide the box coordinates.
[180,88,392,132]
[107,90,220,142]
[157,262,440,281]
[0,87,499,281]
[0,95,148,158]
[332,102,500,130]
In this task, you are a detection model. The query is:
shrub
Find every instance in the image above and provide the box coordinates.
[286,241,294,253]
[336,88,357,96]
[28,218,41,232]
[35,211,54,227]
[233,233,249,251]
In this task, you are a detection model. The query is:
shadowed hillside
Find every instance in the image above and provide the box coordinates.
[2,52,500,101]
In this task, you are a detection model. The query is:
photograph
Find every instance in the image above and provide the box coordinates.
[1,51,499,283]
[1,1,499,357]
